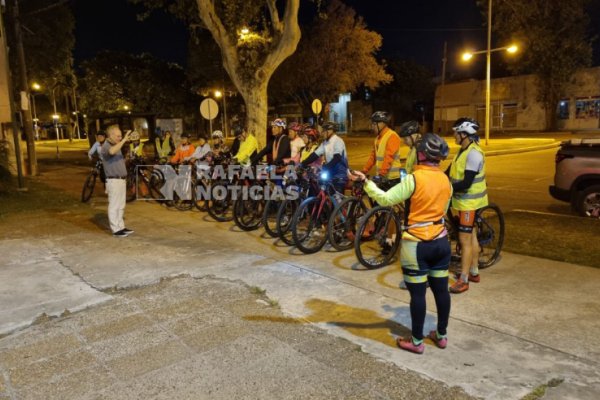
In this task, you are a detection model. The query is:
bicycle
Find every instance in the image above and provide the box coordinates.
[327,179,372,251]
[291,170,347,254]
[232,164,272,231]
[125,157,165,203]
[446,204,505,269]
[81,160,105,202]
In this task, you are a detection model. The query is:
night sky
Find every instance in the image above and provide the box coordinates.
[73,0,600,78]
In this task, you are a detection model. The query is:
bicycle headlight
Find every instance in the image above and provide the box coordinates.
[320,171,329,181]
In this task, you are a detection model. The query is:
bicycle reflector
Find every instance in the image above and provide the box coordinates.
[320,171,329,181]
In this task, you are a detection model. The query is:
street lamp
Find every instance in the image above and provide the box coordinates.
[460,0,520,145]
[31,82,41,140]
[214,90,228,137]
[52,113,60,158]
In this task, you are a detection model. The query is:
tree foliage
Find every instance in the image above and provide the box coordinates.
[269,0,391,109]
[6,0,76,97]
[78,51,193,118]
[481,0,594,130]
[132,0,301,144]
[372,59,434,123]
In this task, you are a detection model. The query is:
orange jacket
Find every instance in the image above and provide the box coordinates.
[363,127,401,176]
[170,144,196,164]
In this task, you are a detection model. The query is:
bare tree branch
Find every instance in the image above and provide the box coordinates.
[266,0,282,33]
[23,0,70,18]
[263,0,300,72]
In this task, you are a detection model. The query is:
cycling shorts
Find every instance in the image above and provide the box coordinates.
[400,236,451,284]
[458,210,476,234]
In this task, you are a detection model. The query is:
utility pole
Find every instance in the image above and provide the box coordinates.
[0,3,25,189]
[11,0,37,175]
[440,41,447,135]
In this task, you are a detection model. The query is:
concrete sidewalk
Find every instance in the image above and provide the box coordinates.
[1,197,599,399]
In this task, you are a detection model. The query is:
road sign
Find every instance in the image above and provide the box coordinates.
[200,98,219,120]
[311,99,322,115]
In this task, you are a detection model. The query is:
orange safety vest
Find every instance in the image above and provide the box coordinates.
[404,164,452,241]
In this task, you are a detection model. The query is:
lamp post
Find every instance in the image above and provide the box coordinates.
[462,45,518,145]
[214,90,227,137]
[31,82,41,140]
[52,113,60,158]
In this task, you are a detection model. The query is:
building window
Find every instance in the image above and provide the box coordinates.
[502,104,517,128]
[557,100,569,120]
[575,98,600,119]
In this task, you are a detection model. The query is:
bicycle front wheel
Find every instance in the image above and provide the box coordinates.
[354,206,402,269]
[327,197,368,251]
[291,197,331,254]
[206,181,234,222]
[262,199,281,237]
[277,198,299,246]
[233,197,264,231]
[477,204,505,268]
[81,172,96,202]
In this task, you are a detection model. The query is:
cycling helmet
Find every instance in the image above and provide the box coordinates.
[211,130,224,139]
[271,118,286,128]
[129,131,140,141]
[288,122,302,132]
[321,122,337,132]
[399,120,420,137]
[181,132,191,139]
[417,133,449,161]
[453,117,480,135]
[301,127,319,139]
[370,111,391,124]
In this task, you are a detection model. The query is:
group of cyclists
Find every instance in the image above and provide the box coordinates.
[87,112,490,355]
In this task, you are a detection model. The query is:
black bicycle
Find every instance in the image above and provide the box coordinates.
[81,160,105,202]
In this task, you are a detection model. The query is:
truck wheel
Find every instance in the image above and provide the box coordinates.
[577,185,600,218]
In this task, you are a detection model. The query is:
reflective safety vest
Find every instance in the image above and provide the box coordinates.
[375,128,402,180]
[129,142,144,158]
[404,165,452,241]
[405,146,417,174]
[155,137,172,158]
[449,142,488,211]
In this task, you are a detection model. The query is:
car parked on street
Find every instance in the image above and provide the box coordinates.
[549,138,600,218]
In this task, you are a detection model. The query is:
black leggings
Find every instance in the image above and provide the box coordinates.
[405,276,451,341]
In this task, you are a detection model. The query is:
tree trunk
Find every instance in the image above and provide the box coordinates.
[64,93,73,142]
[241,82,269,147]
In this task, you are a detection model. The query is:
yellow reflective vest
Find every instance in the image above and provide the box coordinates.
[155,137,172,158]
[449,142,488,210]
[375,128,402,180]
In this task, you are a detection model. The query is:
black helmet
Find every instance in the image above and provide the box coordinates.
[233,125,244,136]
[399,120,420,137]
[370,111,391,124]
[417,133,449,161]
[453,117,480,135]
[181,132,191,138]
[322,122,337,132]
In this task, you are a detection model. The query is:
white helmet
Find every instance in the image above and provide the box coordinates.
[452,118,480,135]
[211,130,224,139]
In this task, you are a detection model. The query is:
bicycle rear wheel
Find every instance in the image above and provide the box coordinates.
[476,204,505,268]
[327,197,368,251]
[354,206,402,269]
[292,197,331,254]
[277,199,299,245]
[81,172,96,202]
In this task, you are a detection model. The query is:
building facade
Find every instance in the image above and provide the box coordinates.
[434,66,600,133]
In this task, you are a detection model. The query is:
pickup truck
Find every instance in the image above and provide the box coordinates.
[549,138,600,218]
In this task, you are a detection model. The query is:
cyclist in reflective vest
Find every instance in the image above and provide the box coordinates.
[233,127,259,167]
[362,111,402,183]
[128,131,144,159]
[399,120,421,174]
[349,133,452,354]
[448,117,489,294]
[155,130,174,162]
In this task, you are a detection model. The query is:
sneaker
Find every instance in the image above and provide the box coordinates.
[122,228,134,235]
[449,279,469,293]
[396,337,424,354]
[453,272,480,283]
[112,229,129,237]
[427,330,448,349]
